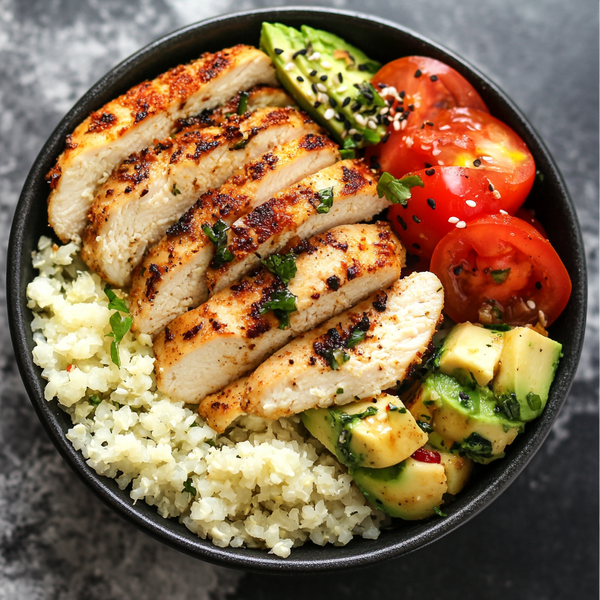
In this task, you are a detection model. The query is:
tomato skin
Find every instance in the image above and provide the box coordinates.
[371,56,488,126]
[372,108,536,214]
[411,448,441,464]
[430,214,572,326]
[388,166,504,260]
[515,207,548,238]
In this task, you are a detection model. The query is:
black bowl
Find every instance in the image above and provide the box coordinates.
[7,7,587,573]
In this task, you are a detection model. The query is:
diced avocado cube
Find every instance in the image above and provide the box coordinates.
[439,322,504,387]
[301,393,428,469]
[435,447,473,495]
[421,372,523,462]
[260,22,387,147]
[352,457,447,520]
[492,327,562,421]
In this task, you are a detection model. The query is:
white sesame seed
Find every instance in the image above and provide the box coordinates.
[393,121,401,131]
[527,300,536,309]
[456,221,467,228]
[387,86,398,96]
[316,83,327,92]
[401,119,408,130]
[348,128,358,135]
[404,136,414,148]
[318,92,329,104]
[493,190,502,199]
[320,60,332,69]
[393,112,401,121]
[284,62,294,71]
[367,120,377,130]
[308,52,321,61]
[379,107,389,115]
[448,217,459,224]
[432,148,441,156]
[538,310,548,327]
[499,209,508,215]
[380,87,391,96]
[324,108,335,120]
[420,145,431,151]
[341,129,347,138]
[355,114,367,126]
[482,156,494,161]
[439,125,451,130]
[336,85,347,93]
[466,200,477,207]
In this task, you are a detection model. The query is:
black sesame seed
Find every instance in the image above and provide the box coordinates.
[293,48,308,58]
[382,116,391,126]
[473,158,482,167]
[334,113,345,122]
[399,90,406,98]
[427,198,436,210]
[453,265,463,275]
[314,101,322,108]
[353,133,363,142]
[342,96,351,107]
[535,281,542,290]
[425,120,434,126]
[412,243,421,250]
[412,215,421,224]
[329,96,337,108]
[274,48,284,55]
[488,182,495,192]
[396,215,407,230]
[310,69,317,77]
[358,63,368,71]
[320,74,328,81]
[351,102,361,112]
[296,75,305,83]
[425,168,435,176]
[362,90,374,101]
[408,104,415,111]
[424,162,432,168]
[377,82,386,88]
[381,132,390,144]
[371,162,381,170]
[430,74,438,81]
[414,69,422,78]
[338,72,344,83]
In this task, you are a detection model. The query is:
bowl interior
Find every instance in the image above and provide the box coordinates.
[7,7,587,573]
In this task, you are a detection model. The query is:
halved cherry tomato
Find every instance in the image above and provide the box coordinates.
[371,56,489,127]
[371,108,536,213]
[430,214,571,326]
[388,166,505,260]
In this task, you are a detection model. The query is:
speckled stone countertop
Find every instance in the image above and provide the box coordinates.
[0,1,597,598]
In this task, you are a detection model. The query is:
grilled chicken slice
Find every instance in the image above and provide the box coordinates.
[129,133,339,336]
[206,159,389,296]
[154,223,405,403]
[243,271,444,420]
[198,377,248,433]
[174,85,293,132]
[47,45,277,243]
[81,107,318,287]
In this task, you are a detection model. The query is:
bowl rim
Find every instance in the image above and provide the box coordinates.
[7,5,587,573]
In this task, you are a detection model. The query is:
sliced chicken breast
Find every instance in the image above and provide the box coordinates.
[81,107,318,287]
[243,271,444,420]
[206,159,389,296]
[154,223,405,403]
[48,45,277,243]
[198,377,249,433]
[174,85,293,132]
[129,133,339,336]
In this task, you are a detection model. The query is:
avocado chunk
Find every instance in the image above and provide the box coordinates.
[352,457,447,520]
[492,327,562,421]
[439,322,504,387]
[301,393,428,469]
[260,22,388,148]
[421,372,523,463]
[433,446,473,495]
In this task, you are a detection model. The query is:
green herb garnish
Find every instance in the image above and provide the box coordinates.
[483,323,511,332]
[346,327,366,349]
[355,82,386,107]
[232,136,249,150]
[316,186,334,214]
[324,348,350,370]
[89,395,102,407]
[260,288,298,329]
[416,420,433,434]
[336,388,344,395]
[171,183,181,196]
[526,392,542,411]
[491,268,511,284]
[340,148,355,160]
[497,392,521,420]
[104,287,129,313]
[261,253,297,285]
[433,506,447,518]
[377,172,424,206]
[237,90,249,115]
[105,287,132,368]
[183,477,197,496]
[203,220,235,269]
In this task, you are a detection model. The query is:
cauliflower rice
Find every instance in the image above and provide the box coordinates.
[26,236,386,558]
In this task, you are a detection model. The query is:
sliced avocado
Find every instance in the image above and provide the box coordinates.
[438,322,504,387]
[301,393,428,469]
[492,327,562,421]
[260,22,387,147]
[421,372,523,463]
[434,446,473,495]
[352,457,447,520]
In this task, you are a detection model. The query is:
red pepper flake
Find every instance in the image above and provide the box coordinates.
[412,448,441,463]
[66,364,74,372]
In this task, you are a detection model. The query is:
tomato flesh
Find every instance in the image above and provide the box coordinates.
[411,448,441,464]
[388,166,504,260]
[430,214,572,326]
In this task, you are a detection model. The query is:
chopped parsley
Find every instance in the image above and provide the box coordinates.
[491,268,511,284]
[89,395,102,407]
[261,252,297,285]
[171,183,181,196]
[260,288,298,329]
[203,220,234,269]
[104,287,129,313]
[232,136,249,150]
[316,186,334,214]
[416,420,433,434]
[336,388,344,395]
[377,172,424,206]
[182,477,197,496]
[340,137,357,160]
[497,392,521,420]
[526,392,542,411]
[324,348,350,370]
[433,506,447,518]
[105,287,132,368]
[483,323,511,332]
[237,90,249,115]
[346,327,366,349]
